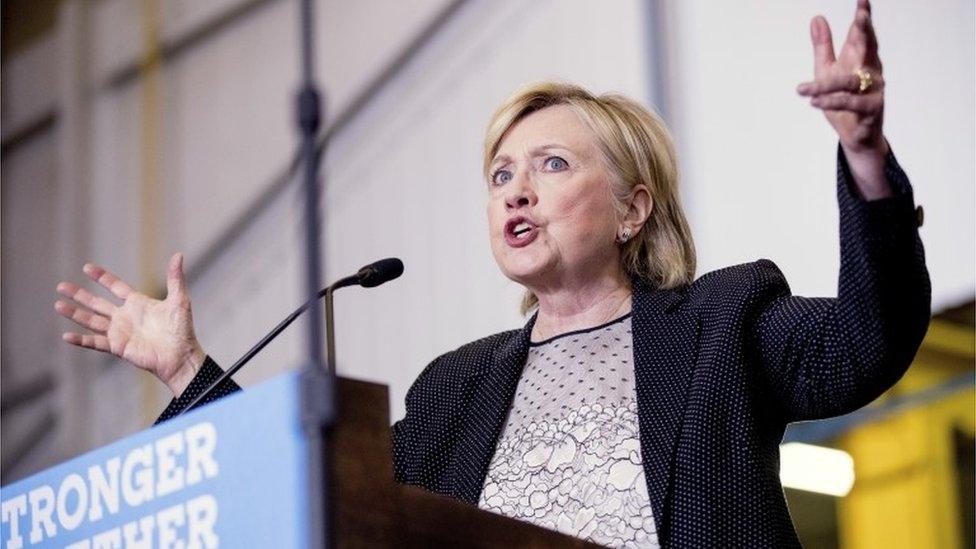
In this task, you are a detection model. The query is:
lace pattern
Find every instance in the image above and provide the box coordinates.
[478,316,659,548]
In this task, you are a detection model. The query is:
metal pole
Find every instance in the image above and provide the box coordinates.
[296,0,334,548]
[298,0,322,356]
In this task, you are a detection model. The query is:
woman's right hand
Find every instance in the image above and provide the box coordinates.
[55,252,206,397]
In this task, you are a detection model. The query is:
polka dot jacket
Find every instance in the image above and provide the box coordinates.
[158,145,930,548]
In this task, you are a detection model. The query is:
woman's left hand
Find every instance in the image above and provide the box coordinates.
[797,0,892,199]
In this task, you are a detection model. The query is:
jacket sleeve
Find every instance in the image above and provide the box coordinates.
[390,355,447,486]
[751,144,931,422]
[154,356,242,425]
[391,369,425,484]
[391,347,483,490]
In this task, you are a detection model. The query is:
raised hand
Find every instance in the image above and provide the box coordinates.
[797,0,892,199]
[55,253,206,397]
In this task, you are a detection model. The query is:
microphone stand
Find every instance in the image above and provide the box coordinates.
[325,288,337,377]
[296,0,334,547]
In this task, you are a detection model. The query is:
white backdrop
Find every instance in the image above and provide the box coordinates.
[77,0,976,433]
[665,0,975,309]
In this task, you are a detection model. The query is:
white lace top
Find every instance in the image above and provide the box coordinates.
[477,314,659,548]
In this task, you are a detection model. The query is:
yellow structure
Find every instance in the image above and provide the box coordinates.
[838,311,975,549]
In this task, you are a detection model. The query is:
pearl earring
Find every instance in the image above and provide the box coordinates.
[617,227,632,244]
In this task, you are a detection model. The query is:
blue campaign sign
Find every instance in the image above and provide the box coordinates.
[1,373,308,548]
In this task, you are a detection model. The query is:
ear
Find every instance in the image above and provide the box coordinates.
[623,184,653,234]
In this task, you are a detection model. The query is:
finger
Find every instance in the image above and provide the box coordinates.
[84,263,135,300]
[810,16,836,78]
[62,332,111,353]
[844,5,872,55]
[166,252,188,301]
[55,300,111,333]
[797,72,883,96]
[810,91,881,114]
[57,282,117,316]
[860,5,880,63]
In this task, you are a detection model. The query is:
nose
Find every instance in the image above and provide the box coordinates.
[504,170,537,210]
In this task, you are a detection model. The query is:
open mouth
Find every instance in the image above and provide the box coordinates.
[504,217,539,247]
[512,222,533,238]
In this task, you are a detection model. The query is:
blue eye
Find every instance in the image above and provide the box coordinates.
[545,156,569,171]
[491,169,513,185]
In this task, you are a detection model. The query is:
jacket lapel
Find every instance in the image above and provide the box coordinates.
[631,280,700,540]
[451,314,536,504]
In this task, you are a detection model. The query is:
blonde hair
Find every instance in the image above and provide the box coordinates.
[483,81,696,315]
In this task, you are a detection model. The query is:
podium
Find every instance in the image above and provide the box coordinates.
[1,373,601,548]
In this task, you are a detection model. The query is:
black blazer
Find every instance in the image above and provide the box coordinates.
[387,147,929,548]
[159,147,929,548]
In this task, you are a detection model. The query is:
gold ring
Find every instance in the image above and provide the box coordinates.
[855,68,873,93]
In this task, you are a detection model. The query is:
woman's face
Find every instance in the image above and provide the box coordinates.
[487,105,622,291]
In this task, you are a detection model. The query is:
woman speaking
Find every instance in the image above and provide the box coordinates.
[55,1,930,546]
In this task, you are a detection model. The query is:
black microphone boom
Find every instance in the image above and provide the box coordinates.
[177,258,404,416]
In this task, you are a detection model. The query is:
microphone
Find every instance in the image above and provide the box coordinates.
[330,257,404,290]
[357,257,404,288]
[177,258,404,416]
